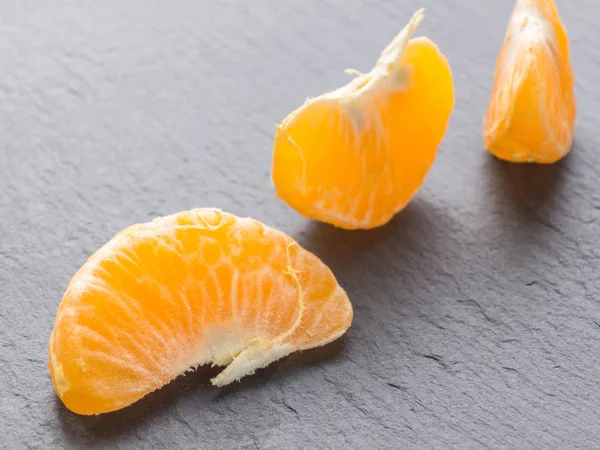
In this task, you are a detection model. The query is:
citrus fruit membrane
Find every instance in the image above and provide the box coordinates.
[483,0,576,163]
[48,208,352,415]
[272,9,454,229]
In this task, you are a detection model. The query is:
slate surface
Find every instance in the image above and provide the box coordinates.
[1,1,600,449]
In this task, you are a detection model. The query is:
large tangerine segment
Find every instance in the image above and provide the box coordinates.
[272,9,454,230]
[48,208,352,415]
[483,0,576,163]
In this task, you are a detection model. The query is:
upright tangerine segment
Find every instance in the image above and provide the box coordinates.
[483,0,576,163]
[48,208,352,415]
[272,9,454,230]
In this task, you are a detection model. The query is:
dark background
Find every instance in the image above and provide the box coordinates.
[2,1,599,448]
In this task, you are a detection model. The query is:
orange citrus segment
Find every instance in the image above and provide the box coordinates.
[48,208,352,415]
[483,0,576,163]
[272,9,454,229]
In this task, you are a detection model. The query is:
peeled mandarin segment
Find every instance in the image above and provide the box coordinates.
[48,208,352,415]
[483,0,576,163]
[272,9,454,230]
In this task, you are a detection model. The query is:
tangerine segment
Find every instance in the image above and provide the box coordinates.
[272,9,454,230]
[483,0,576,163]
[48,208,352,415]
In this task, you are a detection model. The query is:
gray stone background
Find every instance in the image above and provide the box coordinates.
[1,0,599,448]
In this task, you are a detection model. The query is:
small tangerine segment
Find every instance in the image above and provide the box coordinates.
[272,9,454,230]
[483,0,576,163]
